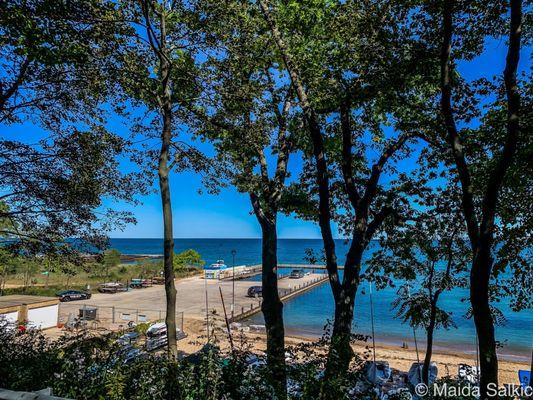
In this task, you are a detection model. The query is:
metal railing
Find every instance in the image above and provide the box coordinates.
[230,274,328,322]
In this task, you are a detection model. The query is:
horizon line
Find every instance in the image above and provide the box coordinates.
[108,237,351,240]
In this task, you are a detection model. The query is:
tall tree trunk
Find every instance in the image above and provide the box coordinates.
[439,0,522,397]
[423,302,438,385]
[259,218,287,399]
[159,54,178,359]
[327,289,356,374]
[470,246,498,397]
[323,238,364,383]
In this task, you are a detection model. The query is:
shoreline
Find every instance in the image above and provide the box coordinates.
[284,329,530,364]
[179,318,529,385]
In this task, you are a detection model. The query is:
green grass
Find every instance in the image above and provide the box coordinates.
[2,285,89,297]
[2,263,201,296]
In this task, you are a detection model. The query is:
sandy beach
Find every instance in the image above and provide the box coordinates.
[178,317,529,386]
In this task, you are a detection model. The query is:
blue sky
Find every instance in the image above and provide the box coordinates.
[3,38,530,239]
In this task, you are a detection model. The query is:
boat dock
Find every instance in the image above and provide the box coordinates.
[218,263,328,281]
[229,272,329,322]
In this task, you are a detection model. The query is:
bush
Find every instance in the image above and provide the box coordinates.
[3,322,493,400]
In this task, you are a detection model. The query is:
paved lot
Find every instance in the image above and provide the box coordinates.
[58,272,326,328]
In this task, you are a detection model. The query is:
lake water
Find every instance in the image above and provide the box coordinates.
[109,238,532,361]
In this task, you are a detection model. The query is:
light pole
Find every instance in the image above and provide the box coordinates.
[231,249,236,319]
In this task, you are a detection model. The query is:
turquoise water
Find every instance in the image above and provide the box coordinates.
[109,238,532,361]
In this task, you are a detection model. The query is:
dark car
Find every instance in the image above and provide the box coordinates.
[247,286,262,298]
[289,269,305,279]
[56,290,91,302]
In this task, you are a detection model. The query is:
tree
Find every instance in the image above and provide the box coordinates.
[0,0,142,255]
[257,0,432,388]
[371,189,470,385]
[16,257,39,292]
[0,249,18,295]
[114,0,203,358]
[173,249,204,271]
[0,0,124,125]
[434,0,528,395]
[101,249,121,279]
[190,2,298,393]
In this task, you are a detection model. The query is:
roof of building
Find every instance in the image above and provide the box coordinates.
[0,295,59,313]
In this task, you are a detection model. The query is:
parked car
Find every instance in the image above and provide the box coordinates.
[145,322,186,352]
[289,269,305,279]
[130,278,151,289]
[151,276,165,285]
[98,282,128,293]
[56,290,91,302]
[247,286,263,298]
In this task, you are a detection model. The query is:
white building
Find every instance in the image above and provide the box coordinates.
[0,295,59,329]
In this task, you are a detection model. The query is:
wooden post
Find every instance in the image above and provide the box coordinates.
[18,304,28,326]
[218,287,234,351]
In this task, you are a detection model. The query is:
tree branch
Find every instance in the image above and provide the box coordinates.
[440,0,479,248]
[0,58,30,111]
[479,0,522,238]
[358,133,414,216]
[365,205,394,242]
[258,0,340,293]
[340,101,360,209]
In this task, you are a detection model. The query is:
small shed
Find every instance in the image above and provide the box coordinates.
[0,295,59,329]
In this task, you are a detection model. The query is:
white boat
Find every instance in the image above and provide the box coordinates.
[208,260,227,269]
[458,363,479,384]
[204,260,228,279]
[364,361,392,386]
[145,322,186,351]
[408,362,438,386]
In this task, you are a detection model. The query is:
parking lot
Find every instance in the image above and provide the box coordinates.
[58,272,327,330]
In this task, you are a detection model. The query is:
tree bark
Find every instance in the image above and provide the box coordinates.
[260,218,287,399]
[423,302,437,385]
[250,192,287,399]
[158,10,178,358]
[323,240,363,384]
[326,289,356,375]
[159,110,178,358]
[470,250,498,397]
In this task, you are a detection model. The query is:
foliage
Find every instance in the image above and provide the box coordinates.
[173,249,204,271]
[0,321,384,400]
[0,131,142,255]
[0,0,126,124]
[368,187,470,332]
[102,249,122,269]
[0,0,144,255]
